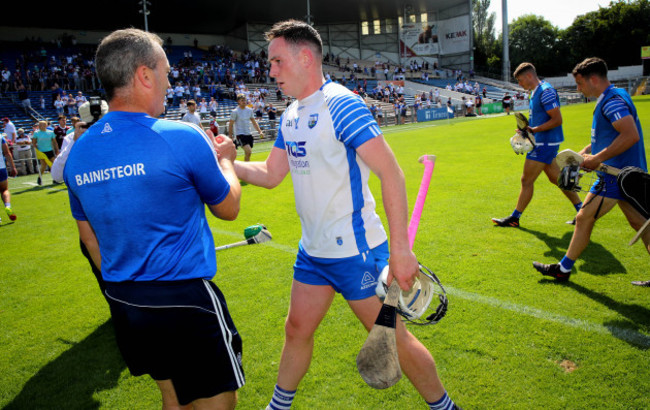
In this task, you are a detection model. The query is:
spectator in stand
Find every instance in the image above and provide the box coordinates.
[376,104,383,126]
[2,117,18,144]
[266,103,277,132]
[54,94,65,116]
[181,100,202,126]
[17,85,32,113]
[198,97,208,118]
[209,97,218,118]
[174,81,184,106]
[14,129,34,175]
[75,91,87,110]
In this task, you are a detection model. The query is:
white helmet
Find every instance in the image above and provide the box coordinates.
[375,264,447,325]
[510,132,534,155]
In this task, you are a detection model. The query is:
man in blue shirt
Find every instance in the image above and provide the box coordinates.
[493,62,583,228]
[533,57,648,283]
[64,28,243,407]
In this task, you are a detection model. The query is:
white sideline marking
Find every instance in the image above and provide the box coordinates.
[213,226,650,346]
[446,286,650,348]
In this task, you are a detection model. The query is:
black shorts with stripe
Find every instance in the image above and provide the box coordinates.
[104,279,244,405]
[236,134,254,148]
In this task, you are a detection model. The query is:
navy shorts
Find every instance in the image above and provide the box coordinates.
[0,168,7,182]
[104,279,244,405]
[526,143,560,165]
[293,241,389,300]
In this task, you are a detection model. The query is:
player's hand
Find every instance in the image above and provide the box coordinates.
[387,247,419,292]
[10,167,17,177]
[581,154,601,171]
[213,134,237,162]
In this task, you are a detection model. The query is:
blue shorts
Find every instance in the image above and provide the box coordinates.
[0,168,7,182]
[590,172,622,200]
[526,143,560,165]
[294,241,389,301]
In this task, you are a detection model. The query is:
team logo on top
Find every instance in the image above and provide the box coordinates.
[102,123,113,134]
[308,114,319,129]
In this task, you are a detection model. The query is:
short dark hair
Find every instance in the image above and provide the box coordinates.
[513,62,536,79]
[265,19,323,58]
[572,57,608,79]
[95,28,164,101]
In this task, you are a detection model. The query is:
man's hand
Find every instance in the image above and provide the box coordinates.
[9,166,17,177]
[212,134,237,162]
[581,153,602,171]
[387,247,420,292]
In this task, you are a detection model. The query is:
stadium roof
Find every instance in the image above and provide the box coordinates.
[5,0,464,35]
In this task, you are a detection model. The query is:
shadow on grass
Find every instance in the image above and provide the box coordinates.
[519,227,626,275]
[4,319,126,409]
[538,280,650,349]
[13,184,68,195]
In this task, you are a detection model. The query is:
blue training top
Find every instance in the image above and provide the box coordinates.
[592,85,647,171]
[529,81,563,144]
[64,111,231,282]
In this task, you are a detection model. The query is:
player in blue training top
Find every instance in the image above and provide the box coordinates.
[533,57,649,283]
[234,20,460,410]
[64,29,244,408]
[493,62,583,228]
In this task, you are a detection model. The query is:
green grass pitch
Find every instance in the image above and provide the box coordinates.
[2,97,650,409]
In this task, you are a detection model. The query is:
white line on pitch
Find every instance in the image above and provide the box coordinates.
[212,226,650,347]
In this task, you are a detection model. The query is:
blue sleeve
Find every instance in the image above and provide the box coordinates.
[175,124,231,206]
[540,88,560,111]
[67,189,87,221]
[273,114,285,150]
[328,94,381,149]
[602,96,631,123]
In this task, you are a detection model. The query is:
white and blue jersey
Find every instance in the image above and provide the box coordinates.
[529,81,563,145]
[64,111,231,282]
[592,85,647,171]
[274,80,387,258]
[0,137,6,169]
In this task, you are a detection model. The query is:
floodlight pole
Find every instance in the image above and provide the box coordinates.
[306,0,313,25]
[139,1,151,32]
[502,0,510,82]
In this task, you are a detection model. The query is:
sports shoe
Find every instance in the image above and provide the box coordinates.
[492,215,520,227]
[533,262,571,282]
[631,280,650,287]
[5,206,16,221]
[566,217,576,225]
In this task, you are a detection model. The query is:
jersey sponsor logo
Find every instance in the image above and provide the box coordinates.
[285,117,300,129]
[285,141,310,173]
[361,271,377,290]
[285,141,306,158]
[308,113,318,129]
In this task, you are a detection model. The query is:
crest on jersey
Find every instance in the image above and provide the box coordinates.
[308,113,318,129]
